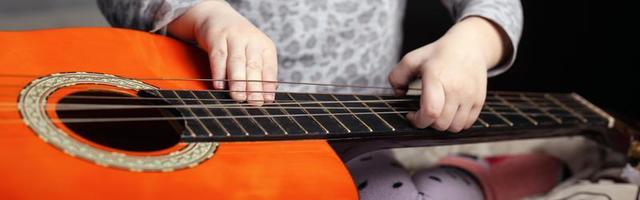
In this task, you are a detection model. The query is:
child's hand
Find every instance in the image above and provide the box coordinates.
[388,17,507,132]
[168,0,277,106]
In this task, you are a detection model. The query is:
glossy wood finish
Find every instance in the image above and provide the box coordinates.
[0,28,357,199]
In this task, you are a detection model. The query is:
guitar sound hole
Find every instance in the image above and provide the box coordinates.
[56,91,184,152]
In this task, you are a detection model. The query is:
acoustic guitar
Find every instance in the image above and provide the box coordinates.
[0,28,632,199]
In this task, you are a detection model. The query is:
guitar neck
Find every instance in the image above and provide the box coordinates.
[141,90,615,144]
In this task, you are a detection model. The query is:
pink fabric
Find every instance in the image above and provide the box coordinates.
[438,154,562,200]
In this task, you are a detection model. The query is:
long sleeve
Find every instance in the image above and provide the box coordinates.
[440,0,524,76]
[96,0,202,34]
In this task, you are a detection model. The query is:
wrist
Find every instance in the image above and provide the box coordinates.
[450,16,508,69]
[167,0,231,41]
[190,0,231,26]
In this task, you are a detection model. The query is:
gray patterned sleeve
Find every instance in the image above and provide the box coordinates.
[96,0,203,34]
[440,0,524,76]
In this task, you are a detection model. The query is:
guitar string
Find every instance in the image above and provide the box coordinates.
[0,110,581,124]
[0,75,558,97]
[0,82,567,106]
[0,84,566,110]
[0,103,591,118]
[0,74,422,91]
[0,84,550,100]
[0,93,556,108]
[0,111,409,124]
[0,103,417,111]
[0,91,584,112]
[0,100,581,112]
[0,77,556,106]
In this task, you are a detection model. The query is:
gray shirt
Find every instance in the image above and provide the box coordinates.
[98,0,522,94]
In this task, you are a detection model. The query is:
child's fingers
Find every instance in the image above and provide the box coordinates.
[262,46,278,103]
[209,36,228,89]
[431,100,459,131]
[464,105,483,129]
[388,51,424,96]
[448,104,472,133]
[245,43,264,106]
[227,38,247,102]
[407,72,445,128]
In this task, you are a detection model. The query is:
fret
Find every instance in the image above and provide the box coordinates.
[329,94,373,132]
[490,105,514,113]
[205,91,249,136]
[243,105,286,135]
[192,91,246,136]
[209,92,266,136]
[155,90,206,137]
[537,102,561,109]
[483,104,514,127]
[307,94,351,133]
[353,95,396,131]
[510,104,547,112]
[173,90,217,136]
[361,95,414,131]
[484,96,502,107]
[491,91,548,99]
[236,104,269,135]
[546,108,573,115]
[353,95,395,131]
[475,117,490,127]
[486,104,531,126]
[275,93,325,134]
[333,94,393,132]
[375,95,420,130]
[238,107,269,136]
[286,93,330,134]
[312,94,372,133]
[565,107,604,117]
[545,94,588,123]
[263,97,308,135]
[168,90,213,137]
[494,93,538,126]
[540,109,580,124]
[376,96,406,119]
[470,122,484,128]
[278,94,341,132]
[520,93,562,125]
[382,96,420,113]
[478,113,509,127]
[183,90,229,136]
[487,102,563,110]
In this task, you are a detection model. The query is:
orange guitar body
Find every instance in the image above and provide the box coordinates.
[0,28,357,199]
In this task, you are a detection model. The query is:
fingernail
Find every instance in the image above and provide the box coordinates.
[248,93,263,106]
[214,81,224,89]
[264,93,275,102]
[406,112,415,120]
[234,93,246,101]
[249,93,262,100]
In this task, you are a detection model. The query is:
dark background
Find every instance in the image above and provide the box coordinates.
[403,0,637,120]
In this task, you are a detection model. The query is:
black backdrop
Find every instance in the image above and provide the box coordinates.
[402,0,637,119]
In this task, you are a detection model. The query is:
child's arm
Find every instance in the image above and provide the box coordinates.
[388,0,523,132]
[97,0,277,106]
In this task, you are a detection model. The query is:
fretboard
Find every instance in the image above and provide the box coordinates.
[140,90,613,142]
